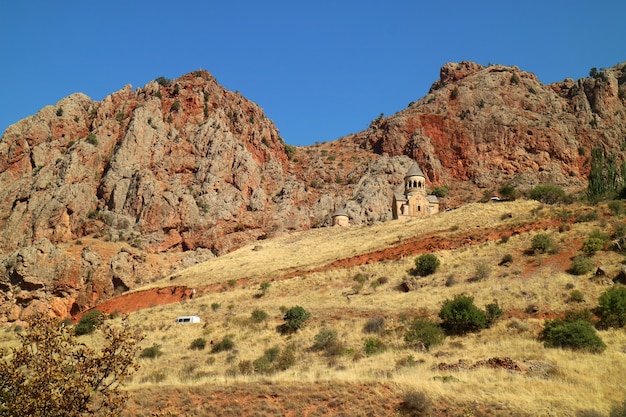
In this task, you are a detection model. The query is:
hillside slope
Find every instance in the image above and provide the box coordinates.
[1,61,625,322]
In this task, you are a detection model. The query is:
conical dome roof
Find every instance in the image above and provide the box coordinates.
[404,162,424,179]
[332,207,348,217]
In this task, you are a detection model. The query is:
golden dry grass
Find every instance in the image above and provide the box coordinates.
[4,199,626,416]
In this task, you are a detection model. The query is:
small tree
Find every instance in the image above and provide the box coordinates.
[439,294,487,335]
[413,254,440,277]
[539,319,606,353]
[568,256,594,276]
[531,233,556,254]
[280,306,310,334]
[0,313,142,417]
[404,317,444,351]
[498,184,518,201]
[582,238,604,256]
[75,309,104,336]
[597,286,626,329]
[529,185,567,204]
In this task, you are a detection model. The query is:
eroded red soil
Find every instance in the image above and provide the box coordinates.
[93,217,563,317]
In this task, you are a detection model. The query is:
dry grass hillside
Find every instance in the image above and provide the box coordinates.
[3,198,626,416]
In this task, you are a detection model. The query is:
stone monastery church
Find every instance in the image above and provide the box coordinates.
[392,162,439,220]
[332,161,439,226]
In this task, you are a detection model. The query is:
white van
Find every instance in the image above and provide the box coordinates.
[175,315,201,324]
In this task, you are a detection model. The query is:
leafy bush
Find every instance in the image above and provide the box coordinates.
[189,338,207,350]
[311,328,342,355]
[485,301,504,327]
[0,313,142,417]
[171,101,181,112]
[610,398,626,417]
[582,237,605,256]
[211,336,235,353]
[404,317,444,351]
[568,256,594,276]
[597,286,626,328]
[155,76,171,86]
[140,343,163,359]
[363,317,386,334]
[539,319,606,353]
[284,144,296,159]
[608,200,625,216]
[56,107,64,116]
[250,309,268,323]
[499,253,513,265]
[75,309,104,336]
[531,233,556,254]
[412,254,440,276]
[568,290,586,303]
[439,294,487,335]
[364,337,386,355]
[86,133,98,146]
[529,185,567,204]
[431,186,449,198]
[253,345,296,374]
[280,305,310,334]
[498,184,518,201]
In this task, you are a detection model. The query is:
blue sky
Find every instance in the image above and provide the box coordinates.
[1,1,625,146]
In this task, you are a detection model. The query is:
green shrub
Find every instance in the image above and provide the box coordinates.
[568,256,594,276]
[211,336,235,353]
[311,328,340,354]
[610,398,626,417]
[539,319,606,353]
[252,345,296,374]
[210,302,221,311]
[431,186,449,198]
[74,310,103,336]
[250,309,268,323]
[498,184,518,201]
[155,76,171,86]
[363,317,386,334]
[280,305,310,334]
[56,107,64,117]
[439,294,487,335]
[171,101,181,112]
[531,233,556,254]
[582,238,605,256]
[450,87,459,100]
[413,254,440,276]
[575,211,599,223]
[597,286,626,328]
[404,317,444,351]
[285,144,296,159]
[499,253,513,265]
[140,343,163,359]
[529,185,567,204]
[568,290,586,303]
[608,200,625,216]
[485,301,504,327]
[259,282,271,295]
[364,337,386,355]
[189,338,207,350]
[510,73,520,85]
[86,133,98,146]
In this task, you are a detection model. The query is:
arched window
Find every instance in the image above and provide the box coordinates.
[418,181,422,189]
[418,205,421,212]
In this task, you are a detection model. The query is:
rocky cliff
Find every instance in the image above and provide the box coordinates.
[1,61,625,322]
[348,61,626,198]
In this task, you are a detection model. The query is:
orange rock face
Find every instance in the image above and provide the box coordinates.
[1,61,625,321]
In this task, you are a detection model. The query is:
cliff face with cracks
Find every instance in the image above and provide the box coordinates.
[348,61,626,197]
[1,61,625,322]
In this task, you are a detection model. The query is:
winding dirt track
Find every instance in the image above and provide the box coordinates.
[92,217,560,316]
